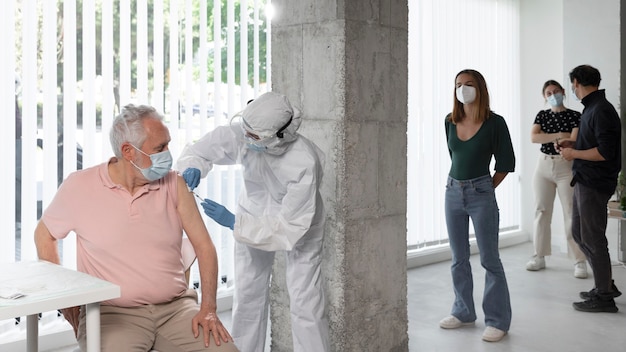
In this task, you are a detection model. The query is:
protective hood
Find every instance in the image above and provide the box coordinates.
[238,92,302,155]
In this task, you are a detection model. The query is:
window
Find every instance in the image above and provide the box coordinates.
[407,0,521,251]
[1,0,270,347]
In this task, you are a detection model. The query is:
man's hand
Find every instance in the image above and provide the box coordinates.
[554,139,576,161]
[61,306,81,338]
[559,147,576,161]
[554,139,575,151]
[191,307,233,347]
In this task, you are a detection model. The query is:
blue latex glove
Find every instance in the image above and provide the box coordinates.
[201,199,235,230]
[182,168,201,190]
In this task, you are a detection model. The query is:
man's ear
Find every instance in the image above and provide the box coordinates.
[121,142,134,160]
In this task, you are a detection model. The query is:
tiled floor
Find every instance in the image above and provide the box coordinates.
[407,241,626,352]
[43,241,626,351]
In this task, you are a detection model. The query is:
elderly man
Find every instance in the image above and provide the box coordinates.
[35,104,238,351]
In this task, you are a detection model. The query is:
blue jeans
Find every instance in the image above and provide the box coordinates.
[445,175,512,331]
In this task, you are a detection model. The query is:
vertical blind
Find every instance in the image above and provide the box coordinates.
[1,0,271,345]
[407,0,521,250]
[1,0,524,346]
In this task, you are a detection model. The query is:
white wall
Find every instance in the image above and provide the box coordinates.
[520,0,621,254]
[564,0,621,112]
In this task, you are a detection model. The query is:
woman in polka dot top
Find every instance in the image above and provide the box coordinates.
[526,79,588,279]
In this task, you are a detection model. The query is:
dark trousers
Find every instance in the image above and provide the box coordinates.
[571,183,613,297]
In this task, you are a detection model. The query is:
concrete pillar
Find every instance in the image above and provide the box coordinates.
[269,1,409,351]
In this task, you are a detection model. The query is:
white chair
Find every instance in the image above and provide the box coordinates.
[181,237,197,284]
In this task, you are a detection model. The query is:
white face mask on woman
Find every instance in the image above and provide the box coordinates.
[456,85,477,104]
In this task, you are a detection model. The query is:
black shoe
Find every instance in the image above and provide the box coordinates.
[579,280,622,300]
[573,296,618,313]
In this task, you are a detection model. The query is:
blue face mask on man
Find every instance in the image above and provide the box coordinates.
[130,145,173,181]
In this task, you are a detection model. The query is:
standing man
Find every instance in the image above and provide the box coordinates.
[177,92,330,352]
[35,104,238,351]
[558,65,622,312]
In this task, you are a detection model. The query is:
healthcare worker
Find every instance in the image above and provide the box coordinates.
[176,92,330,352]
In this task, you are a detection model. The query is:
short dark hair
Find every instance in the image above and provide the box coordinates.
[569,65,601,87]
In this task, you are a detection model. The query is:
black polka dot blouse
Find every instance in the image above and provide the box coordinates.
[533,108,581,155]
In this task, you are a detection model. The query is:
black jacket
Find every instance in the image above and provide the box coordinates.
[572,89,621,195]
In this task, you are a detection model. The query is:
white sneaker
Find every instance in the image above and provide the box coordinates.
[574,261,588,279]
[526,256,545,271]
[439,315,475,329]
[482,326,507,342]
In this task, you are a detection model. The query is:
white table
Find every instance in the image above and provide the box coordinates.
[0,260,120,352]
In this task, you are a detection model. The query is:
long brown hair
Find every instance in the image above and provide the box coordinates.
[449,69,491,124]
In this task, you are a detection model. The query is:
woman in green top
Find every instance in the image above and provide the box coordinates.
[438,69,515,343]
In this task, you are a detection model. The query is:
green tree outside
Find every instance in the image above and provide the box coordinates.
[14,0,268,123]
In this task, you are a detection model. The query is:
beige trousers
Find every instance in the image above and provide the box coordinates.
[532,154,586,262]
[77,289,239,352]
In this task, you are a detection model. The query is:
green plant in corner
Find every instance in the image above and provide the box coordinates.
[619,171,626,210]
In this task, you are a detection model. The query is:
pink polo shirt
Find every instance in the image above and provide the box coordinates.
[42,158,188,307]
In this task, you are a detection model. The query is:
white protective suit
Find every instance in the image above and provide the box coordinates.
[176,92,330,352]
